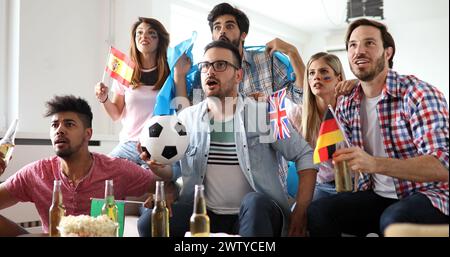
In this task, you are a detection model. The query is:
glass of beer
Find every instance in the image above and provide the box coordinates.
[334,142,353,192]
[334,159,353,192]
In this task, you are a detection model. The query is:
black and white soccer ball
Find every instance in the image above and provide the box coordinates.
[139,115,189,165]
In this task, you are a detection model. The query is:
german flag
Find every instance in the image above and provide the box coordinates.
[105,46,135,87]
[313,108,345,164]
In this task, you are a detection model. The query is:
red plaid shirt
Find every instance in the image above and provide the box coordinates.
[336,70,449,215]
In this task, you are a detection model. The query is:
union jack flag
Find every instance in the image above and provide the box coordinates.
[268,88,291,140]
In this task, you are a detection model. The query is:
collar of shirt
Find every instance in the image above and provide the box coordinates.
[348,69,402,104]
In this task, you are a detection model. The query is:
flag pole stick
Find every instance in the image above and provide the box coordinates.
[328,105,360,191]
[102,45,112,83]
[90,197,145,205]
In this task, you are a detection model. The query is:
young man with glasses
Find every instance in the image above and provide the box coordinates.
[172,3,311,204]
[137,40,317,237]
[174,2,305,105]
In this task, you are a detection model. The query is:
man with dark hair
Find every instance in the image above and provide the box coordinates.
[0,95,164,235]
[138,41,317,237]
[345,18,396,69]
[175,2,305,104]
[307,18,449,236]
[44,95,93,128]
[174,2,307,202]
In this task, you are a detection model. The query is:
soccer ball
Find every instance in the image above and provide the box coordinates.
[139,115,189,165]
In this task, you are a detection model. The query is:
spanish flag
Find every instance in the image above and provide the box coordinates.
[105,46,135,87]
[313,108,345,164]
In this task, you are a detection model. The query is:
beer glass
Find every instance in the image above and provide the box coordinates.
[334,142,353,192]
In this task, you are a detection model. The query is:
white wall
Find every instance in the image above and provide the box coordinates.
[15,0,114,139]
[389,17,449,100]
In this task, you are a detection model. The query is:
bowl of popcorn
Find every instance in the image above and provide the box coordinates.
[58,215,118,237]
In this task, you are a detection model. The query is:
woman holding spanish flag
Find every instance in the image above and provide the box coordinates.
[95,17,170,167]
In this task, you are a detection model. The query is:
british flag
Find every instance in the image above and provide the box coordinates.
[268,88,291,140]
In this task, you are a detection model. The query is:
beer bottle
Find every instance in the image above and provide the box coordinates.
[151,181,169,237]
[49,179,65,236]
[190,184,210,237]
[0,118,19,168]
[101,179,118,223]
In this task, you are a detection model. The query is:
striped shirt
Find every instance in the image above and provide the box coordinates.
[207,123,239,166]
[205,119,253,214]
[336,70,449,215]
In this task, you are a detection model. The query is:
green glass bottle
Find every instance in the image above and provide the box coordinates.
[101,179,119,232]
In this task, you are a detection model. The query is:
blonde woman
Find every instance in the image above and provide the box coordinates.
[95,17,170,166]
[289,52,354,201]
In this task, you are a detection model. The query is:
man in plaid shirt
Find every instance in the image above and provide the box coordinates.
[307,18,449,237]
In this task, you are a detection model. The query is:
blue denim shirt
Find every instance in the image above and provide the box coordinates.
[172,95,317,235]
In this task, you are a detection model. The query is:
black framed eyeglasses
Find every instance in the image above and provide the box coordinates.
[198,60,239,73]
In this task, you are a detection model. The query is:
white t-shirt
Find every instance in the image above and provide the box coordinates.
[361,94,398,199]
[112,70,158,142]
[205,119,253,215]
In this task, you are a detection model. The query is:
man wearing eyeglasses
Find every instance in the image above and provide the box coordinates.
[172,3,308,209]
[175,2,304,105]
[138,40,317,237]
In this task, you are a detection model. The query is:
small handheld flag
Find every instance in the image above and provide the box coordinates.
[268,88,291,140]
[104,46,136,87]
[313,107,345,164]
[90,198,125,237]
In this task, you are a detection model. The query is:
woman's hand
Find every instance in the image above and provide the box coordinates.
[335,79,358,97]
[95,82,109,103]
[174,54,192,80]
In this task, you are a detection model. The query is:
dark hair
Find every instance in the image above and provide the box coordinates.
[345,18,396,68]
[44,95,93,128]
[204,40,242,68]
[207,2,249,35]
[130,17,170,90]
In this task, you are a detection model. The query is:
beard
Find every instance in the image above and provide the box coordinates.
[218,35,241,48]
[54,138,84,159]
[205,82,237,100]
[351,52,386,82]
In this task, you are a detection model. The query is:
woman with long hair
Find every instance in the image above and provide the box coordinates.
[290,52,350,200]
[95,17,170,166]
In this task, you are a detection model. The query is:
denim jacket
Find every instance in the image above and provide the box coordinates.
[172,95,317,235]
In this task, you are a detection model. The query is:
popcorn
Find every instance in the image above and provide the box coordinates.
[58,215,118,237]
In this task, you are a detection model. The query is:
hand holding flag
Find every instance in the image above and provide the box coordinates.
[153,31,197,115]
